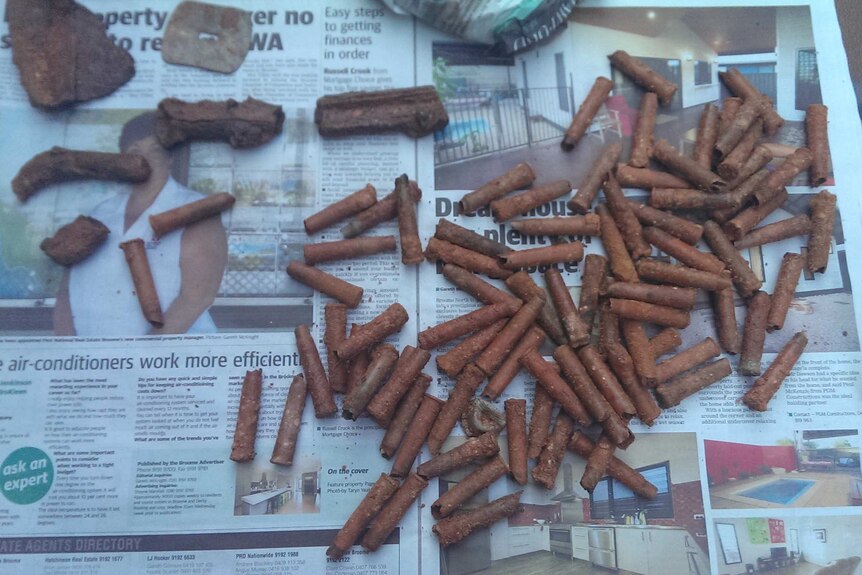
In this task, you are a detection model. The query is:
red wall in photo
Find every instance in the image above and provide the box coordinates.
[605,94,634,136]
[704,440,797,485]
[507,502,561,526]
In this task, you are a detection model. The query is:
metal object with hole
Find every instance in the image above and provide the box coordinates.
[162,1,252,74]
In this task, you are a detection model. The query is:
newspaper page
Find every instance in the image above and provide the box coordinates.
[0,0,422,573]
[417,1,862,574]
[1,0,862,574]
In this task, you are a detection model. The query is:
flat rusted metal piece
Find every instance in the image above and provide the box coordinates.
[162,1,252,74]
[7,0,135,109]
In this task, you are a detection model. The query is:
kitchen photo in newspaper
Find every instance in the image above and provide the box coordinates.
[1,0,862,575]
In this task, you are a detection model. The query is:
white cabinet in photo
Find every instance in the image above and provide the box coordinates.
[572,526,589,561]
[614,528,647,574]
[507,526,549,557]
[536,526,550,551]
[508,526,534,557]
[648,529,697,575]
[613,528,696,575]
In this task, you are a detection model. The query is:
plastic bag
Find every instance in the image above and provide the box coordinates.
[380,0,579,54]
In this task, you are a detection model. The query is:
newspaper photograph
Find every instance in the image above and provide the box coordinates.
[714,514,860,574]
[1,0,862,574]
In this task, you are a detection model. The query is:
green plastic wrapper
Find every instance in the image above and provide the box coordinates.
[381,0,579,54]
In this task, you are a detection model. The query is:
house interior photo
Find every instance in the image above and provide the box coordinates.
[439,432,708,575]
[714,515,861,575]
[433,6,822,192]
[705,430,861,509]
[233,456,320,516]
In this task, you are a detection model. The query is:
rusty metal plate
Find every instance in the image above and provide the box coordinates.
[162,1,252,74]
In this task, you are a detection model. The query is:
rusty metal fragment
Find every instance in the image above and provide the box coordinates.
[461,398,506,437]
[12,147,151,202]
[7,0,135,109]
[40,216,109,266]
[155,97,284,148]
[162,1,252,74]
[315,86,448,138]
